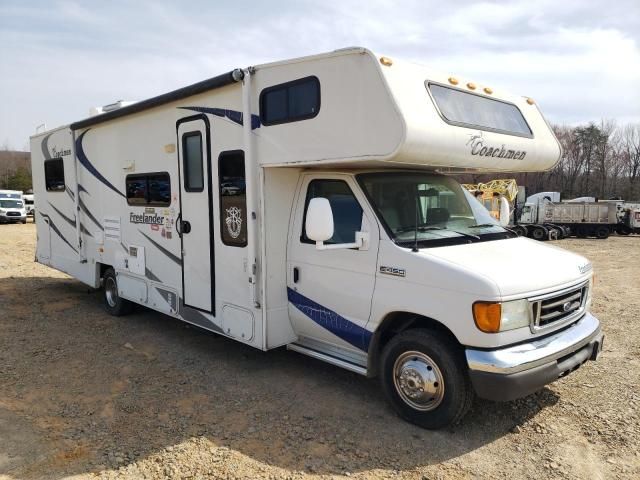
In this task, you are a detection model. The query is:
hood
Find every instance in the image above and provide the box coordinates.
[421,237,591,298]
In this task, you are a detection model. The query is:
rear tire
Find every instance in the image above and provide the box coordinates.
[595,226,610,239]
[21,220,27,224]
[532,226,546,241]
[103,268,133,316]
[380,329,473,429]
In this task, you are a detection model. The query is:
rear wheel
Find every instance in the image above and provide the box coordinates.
[616,225,631,236]
[531,226,546,241]
[595,226,610,239]
[103,268,133,316]
[380,329,473,429]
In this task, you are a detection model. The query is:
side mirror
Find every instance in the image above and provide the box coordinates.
[305,197,369,251]
[305,198,334,242]
[499,196,510,227]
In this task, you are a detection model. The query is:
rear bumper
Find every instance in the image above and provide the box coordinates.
[466,312,603,401]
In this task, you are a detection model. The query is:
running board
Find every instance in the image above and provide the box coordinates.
[287,343,367,376]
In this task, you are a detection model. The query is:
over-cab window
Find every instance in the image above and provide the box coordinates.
[182,132,204,191]
[219,151,247,247]
[44,158,65,192]
[428,83,532,137]
[260,76,320,126]
[126,172,171,206]
[301,180,363,244]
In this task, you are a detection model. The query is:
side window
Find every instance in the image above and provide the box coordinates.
[301,180,363,244]
[182,132,204,191]
[260,76,320,126]
[219,151,247,247]
[44,158,65,192]
[126,172,171,206]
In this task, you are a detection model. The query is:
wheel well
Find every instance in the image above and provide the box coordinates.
[367,312,461,378]
[97,263,113,284]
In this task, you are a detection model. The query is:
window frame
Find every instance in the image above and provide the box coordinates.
[300,178,363,245]
[125,171,171,207]
[44,158,66,192]
[426,81,534,139]
[259,75,321,126]
[218,150,247,248]
[181,131,205,192]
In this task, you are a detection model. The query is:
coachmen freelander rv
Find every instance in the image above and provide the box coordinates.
[30,48,603,429]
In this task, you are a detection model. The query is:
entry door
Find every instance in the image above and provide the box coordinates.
[287,175,380,352]
[177,116,214,312]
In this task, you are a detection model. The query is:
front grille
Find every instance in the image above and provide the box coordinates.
[6,212,20,217]
[530,282,588,332]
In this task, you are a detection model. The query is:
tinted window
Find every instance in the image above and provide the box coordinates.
[428,83,532,137]
[44,159,65,192]
[219,151,247,247]
[126,172,171,206]
[183,132,204,191]
[260,76,320,126]
[302,180,363,244]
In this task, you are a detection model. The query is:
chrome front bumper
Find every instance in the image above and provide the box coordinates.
[465,312,603,401]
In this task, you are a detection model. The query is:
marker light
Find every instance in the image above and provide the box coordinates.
[526,97,535,105]
[448,77,459,85]
[467,82,476,90]
[483,87,493,94]
[379,56,393,66]
[473,302,501,333]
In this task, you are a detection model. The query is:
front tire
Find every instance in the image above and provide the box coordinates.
[380,329,473,429]
[103,268,133,316]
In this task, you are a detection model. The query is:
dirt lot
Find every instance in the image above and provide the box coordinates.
[0,223,638,480]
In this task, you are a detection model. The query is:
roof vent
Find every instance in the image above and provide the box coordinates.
[90,100,137,117]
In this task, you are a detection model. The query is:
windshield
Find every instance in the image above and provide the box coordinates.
[358,172,510,247]
[0,200,23,209]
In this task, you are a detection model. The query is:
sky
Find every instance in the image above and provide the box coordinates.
[1,0,639,150]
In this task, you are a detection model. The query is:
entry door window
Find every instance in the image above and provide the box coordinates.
[182,132,204,191]
[301,180,363,244]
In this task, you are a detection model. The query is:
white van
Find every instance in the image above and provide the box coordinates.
[0,190,27,224]
[30,48,603,428]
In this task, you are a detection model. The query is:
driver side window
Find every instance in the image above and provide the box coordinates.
[301,179,363,244]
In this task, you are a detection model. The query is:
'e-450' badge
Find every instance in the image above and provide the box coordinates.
[380,266,406,277]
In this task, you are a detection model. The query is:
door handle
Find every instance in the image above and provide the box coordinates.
[293,267,300,283]
[176,214,191,236]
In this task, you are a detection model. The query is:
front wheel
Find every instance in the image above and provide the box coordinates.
[103,268,133,316]
[380,329,473,429]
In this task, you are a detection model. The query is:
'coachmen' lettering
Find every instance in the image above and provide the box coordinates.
[467,133,527,160]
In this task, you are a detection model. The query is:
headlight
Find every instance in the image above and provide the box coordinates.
[585,276,594,311]
[473,299,531,333]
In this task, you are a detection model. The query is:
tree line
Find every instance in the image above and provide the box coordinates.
[0,150,31,191]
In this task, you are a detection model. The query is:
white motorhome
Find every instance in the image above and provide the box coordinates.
[0,189,27,224]
[30,48,603,429]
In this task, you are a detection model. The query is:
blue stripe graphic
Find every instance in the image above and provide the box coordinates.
[179,106,261,130]
[76,130,126,198]
[287,287,371,351]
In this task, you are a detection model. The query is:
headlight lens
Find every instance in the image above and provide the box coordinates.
[585,277,594,311]
[473,299,531,333]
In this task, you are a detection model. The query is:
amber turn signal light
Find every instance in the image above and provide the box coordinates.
[473,302,501,333]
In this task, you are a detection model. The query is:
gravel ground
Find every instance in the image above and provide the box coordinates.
[0,223,638,480]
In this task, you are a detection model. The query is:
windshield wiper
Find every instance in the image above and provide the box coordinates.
[468,223,499,228]
[397,225,480,240]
